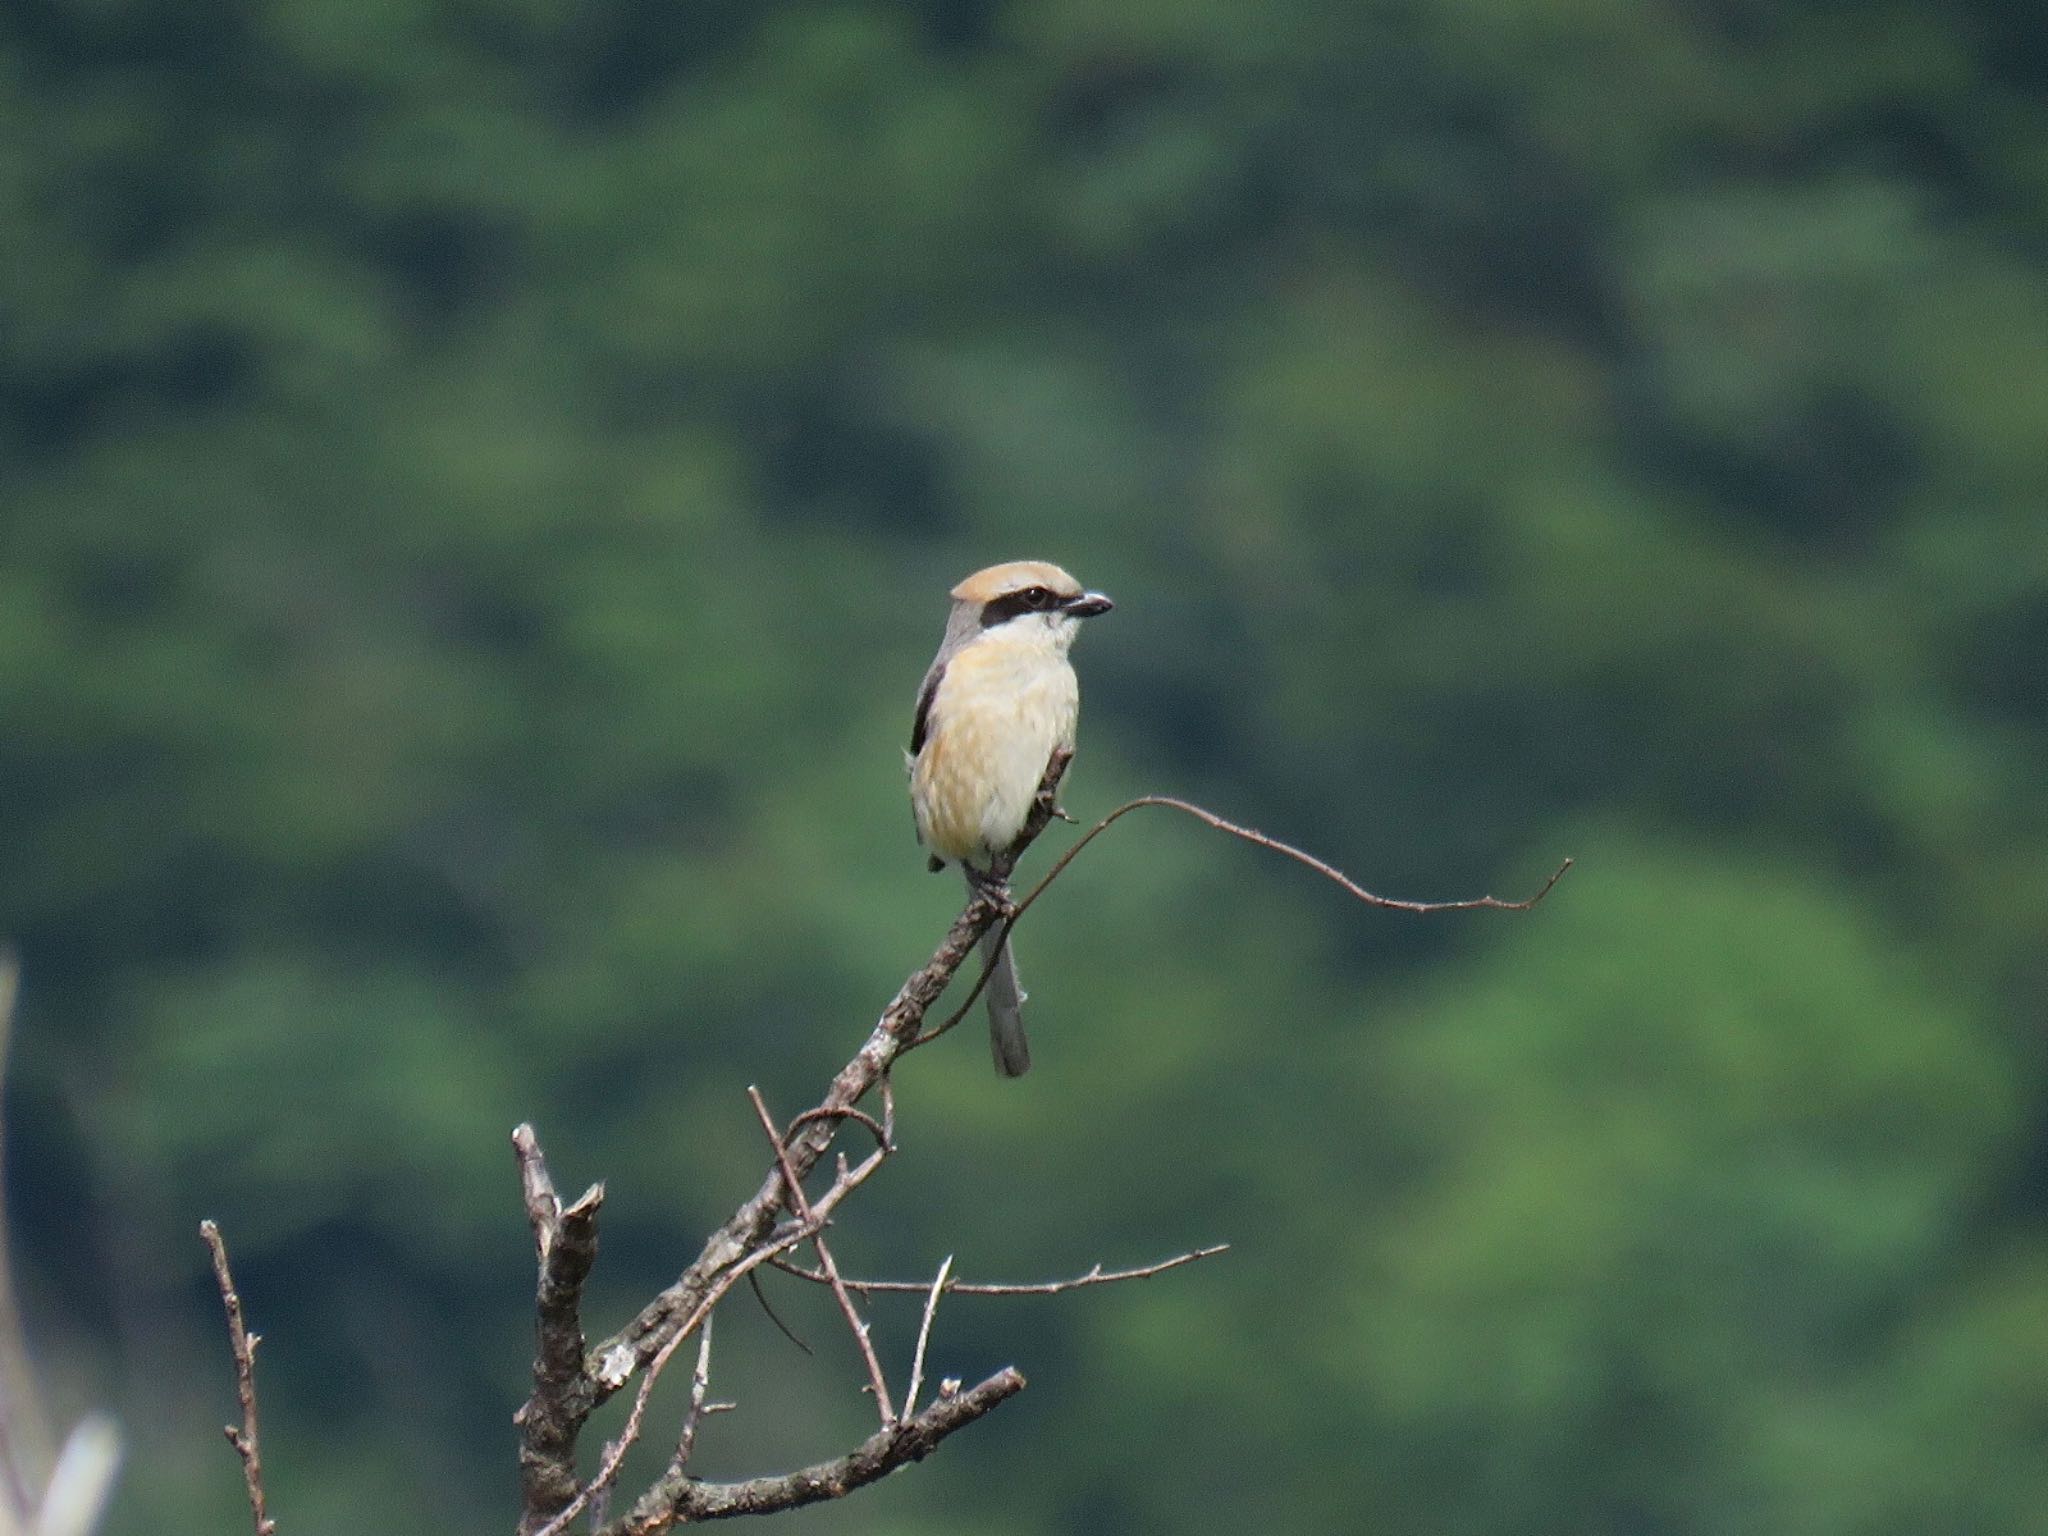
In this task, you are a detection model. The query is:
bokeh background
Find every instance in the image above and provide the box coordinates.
[5,0,2048,1531]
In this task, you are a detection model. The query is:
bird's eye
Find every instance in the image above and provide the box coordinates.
[1019,586,1053,609]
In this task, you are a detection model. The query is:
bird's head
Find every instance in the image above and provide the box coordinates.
[949,560,1114,648]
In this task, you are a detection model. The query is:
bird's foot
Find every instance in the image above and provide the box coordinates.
[961,864,1015,910]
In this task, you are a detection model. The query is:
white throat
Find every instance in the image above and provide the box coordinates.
[979,611,1079,657]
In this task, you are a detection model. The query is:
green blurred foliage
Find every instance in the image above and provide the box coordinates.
[2,0,2044,1531]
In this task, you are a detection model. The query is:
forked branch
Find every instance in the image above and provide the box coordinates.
[599,1366,1027,1535]
[196,742,1563,1536]
[565,750,1078,1430]
[519,755,1563,1531]
[513,1125,604,1535]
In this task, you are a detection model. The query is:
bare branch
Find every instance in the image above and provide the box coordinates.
[194,743,1490,1533]
[748,1087,896,1425]
[532,1216,828,1536]
[201,747,1531,1534]
[199,1220,277,1536]
[773,1243,1231,1297]
[578,755,1073,1416]
[663,1314,728,1480]
[903,1255,953,1416]
[512,1125,605,1536]
[599,1366,1028,1535]
[915,795,1572,1048]
[502,756,1083,1535]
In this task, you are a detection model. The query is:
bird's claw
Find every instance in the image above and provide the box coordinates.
[961,865,1014,910]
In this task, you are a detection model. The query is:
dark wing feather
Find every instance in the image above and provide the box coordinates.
[910,661,943,756]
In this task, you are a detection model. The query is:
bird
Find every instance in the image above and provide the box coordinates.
[908,560,1114,1076]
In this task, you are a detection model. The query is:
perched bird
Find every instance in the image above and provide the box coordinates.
[909,560,1114,1076]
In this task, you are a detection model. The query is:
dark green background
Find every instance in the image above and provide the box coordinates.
[4,0,2045,1530]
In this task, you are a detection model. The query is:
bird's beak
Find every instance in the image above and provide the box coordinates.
[1063,592,1114,618]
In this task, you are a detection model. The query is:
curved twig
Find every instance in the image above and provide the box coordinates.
[746,1269,813,1356]
[914,795,1572,1048]
[786,1104,891,1153]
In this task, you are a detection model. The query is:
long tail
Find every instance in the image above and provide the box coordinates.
[979,920,1030,1078]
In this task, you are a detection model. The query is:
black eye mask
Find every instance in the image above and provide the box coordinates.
[978,586,1063,627]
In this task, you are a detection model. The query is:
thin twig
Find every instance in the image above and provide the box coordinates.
[199,1220,277,1536]
[665,1314,729,1479]
[785,1104,891,1151]
[773,1243,1230,1296]
[1038,799,1573,917]
[903,1255,953,1416]
[746,1268,813,1355]
[801,1134,893,1223]
[748,1087,897,1425]
[915,797,1573,1047]
[601,1365,1028,1535]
